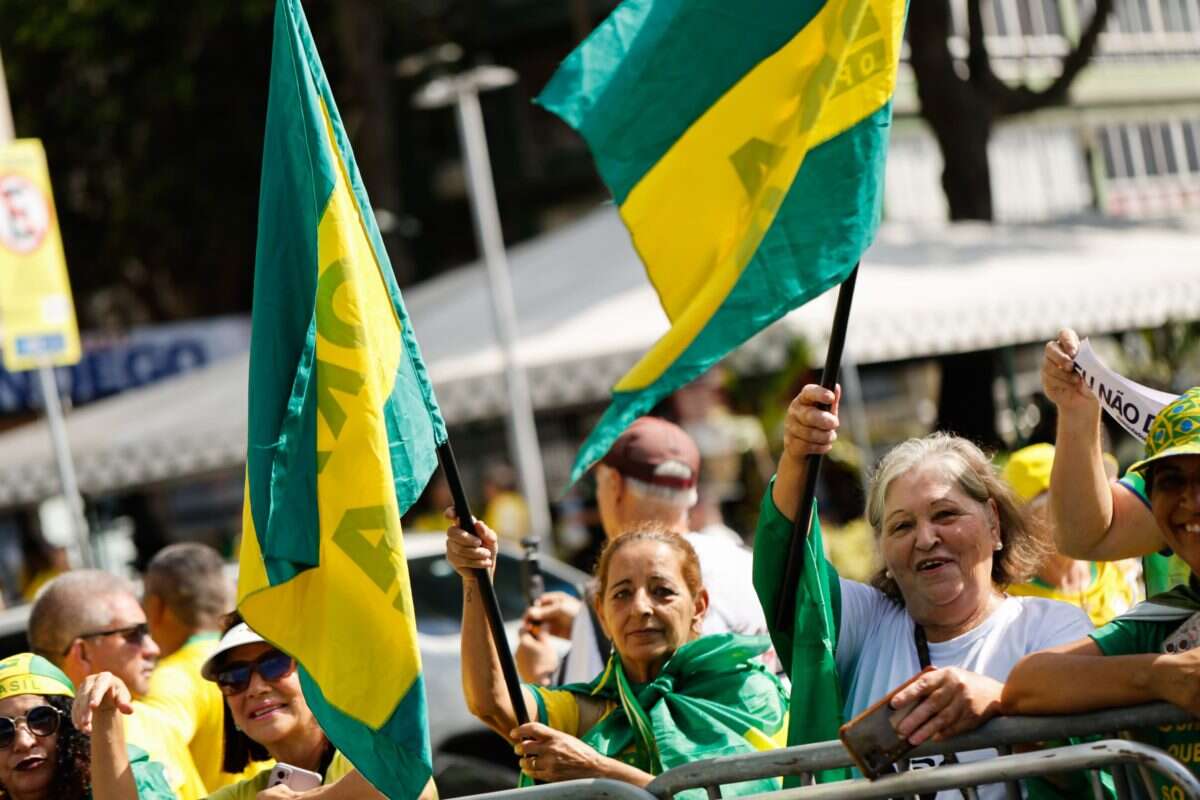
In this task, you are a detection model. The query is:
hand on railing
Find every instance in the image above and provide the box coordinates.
[888,667,1004,745]
[1149,648,1200,717]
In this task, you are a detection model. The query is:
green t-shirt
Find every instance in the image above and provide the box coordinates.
[1091,614,1200,799]
[1119,472,1191,597]
[85,744,176,800]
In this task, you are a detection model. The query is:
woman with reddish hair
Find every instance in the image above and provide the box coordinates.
[449,519,788,795]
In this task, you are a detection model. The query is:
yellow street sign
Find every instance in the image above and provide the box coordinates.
[0,139,81,371]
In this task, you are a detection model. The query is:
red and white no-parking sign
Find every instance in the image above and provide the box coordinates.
[0,173,51,255]
[0,139,80,370]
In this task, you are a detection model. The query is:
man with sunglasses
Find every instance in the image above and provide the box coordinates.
[29,569,206,799]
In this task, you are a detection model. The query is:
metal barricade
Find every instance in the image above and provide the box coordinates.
[645,702,1197,800]
[455,778,657,800]
[732,741,1200,800]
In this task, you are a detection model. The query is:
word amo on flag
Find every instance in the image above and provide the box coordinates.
[1072,338,1178,442]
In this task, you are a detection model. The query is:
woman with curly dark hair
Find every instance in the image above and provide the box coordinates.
[0,652,174,800]
[0,652,173,800]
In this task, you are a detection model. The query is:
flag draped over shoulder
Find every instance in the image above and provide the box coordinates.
[540,0,908,481]
[525,634,789,798]
[238,1,446,796]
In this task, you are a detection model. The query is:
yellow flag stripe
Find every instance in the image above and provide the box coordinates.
[614,0,903,392]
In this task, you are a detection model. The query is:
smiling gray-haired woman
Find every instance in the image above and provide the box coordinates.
[754,384,1092,798]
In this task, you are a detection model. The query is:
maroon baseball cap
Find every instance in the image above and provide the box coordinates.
[600,417,700,490]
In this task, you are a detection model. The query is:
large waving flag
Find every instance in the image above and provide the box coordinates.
[237,1,445,796]
[541,0,908,481]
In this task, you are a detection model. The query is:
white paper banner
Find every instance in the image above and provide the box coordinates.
[1072,339,1178,442]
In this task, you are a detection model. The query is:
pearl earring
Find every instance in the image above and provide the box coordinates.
[993,541,1003,551]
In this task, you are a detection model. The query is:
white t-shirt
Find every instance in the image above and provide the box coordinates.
[836,580,1093,799]
[560,531,768,684]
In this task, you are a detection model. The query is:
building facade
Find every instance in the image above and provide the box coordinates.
[885,0,1200,222]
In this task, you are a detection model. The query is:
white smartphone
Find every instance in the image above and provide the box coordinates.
[266,763,323,792]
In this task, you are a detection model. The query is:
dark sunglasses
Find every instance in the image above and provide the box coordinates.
[63,622,152,656]
[215,650,296,696]
[0,706,62,749]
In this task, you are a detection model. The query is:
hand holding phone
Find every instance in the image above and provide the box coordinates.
[839,667,935,779]
[266,763,323,792]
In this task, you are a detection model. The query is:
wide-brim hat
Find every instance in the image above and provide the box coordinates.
[1128,387,1200,475]
[200,623,268,681]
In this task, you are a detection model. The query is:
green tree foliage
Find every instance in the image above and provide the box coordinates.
[1,1,286,326]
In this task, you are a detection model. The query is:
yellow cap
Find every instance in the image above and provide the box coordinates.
[1001,443,1055,504]
[0,653,75,700]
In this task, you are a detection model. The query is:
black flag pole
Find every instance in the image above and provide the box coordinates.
[437,440,531,727]
[774,264,860,633]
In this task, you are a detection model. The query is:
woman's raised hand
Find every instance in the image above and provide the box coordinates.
[1041,328,1096,417]
[783,383,842,461]
[888,667,1003,745]
[71,672,134,734]
[445,512,499,580]
[772,383,843,519]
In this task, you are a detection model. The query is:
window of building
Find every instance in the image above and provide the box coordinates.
[1097,119,1200,180]
[941,1,1199,62]
[1139,124,1162,176]
[1181,119,1200,172]
[1099,0,1200,52]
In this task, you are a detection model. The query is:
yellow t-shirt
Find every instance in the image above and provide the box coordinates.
[483,492,531,543]
[1008,560,1138,627]
[125,699,208,800]
[529,686,620,737]
[820,518,881,584]
[141,633,270,792]
[205,751,354,800]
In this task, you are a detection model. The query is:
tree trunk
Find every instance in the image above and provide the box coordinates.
[936,351,1002,450]
[906,0,995,221]
[929,108,994,221]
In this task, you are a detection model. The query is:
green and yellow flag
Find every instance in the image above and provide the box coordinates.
[237,1,445,796]
[540,0,908,481]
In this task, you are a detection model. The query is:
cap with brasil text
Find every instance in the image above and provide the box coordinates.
[601,416,700,490]
[0,653,75,700]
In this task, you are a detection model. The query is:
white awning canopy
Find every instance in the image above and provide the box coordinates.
[419,208,1200,421]
[0,208,1195,507]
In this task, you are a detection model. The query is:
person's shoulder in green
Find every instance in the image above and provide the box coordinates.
[1118,469,1148,504]
[1090,608,1180,658]
[125,743,180,800]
